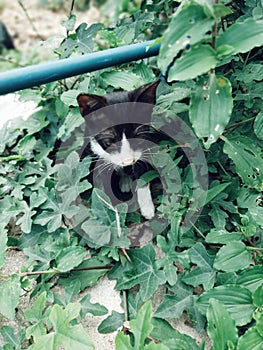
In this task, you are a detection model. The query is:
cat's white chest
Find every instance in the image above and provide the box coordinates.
[90,133,155,219]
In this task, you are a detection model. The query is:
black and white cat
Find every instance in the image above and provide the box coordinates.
[77,80,161,220]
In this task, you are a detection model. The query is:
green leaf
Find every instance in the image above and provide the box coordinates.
[24,292,47,323]
[81,189,129,247]
[0,223,7,268]
[1,325,25,348]
[16,201,36,233]
[115,301,168,350]
[255,310,263,337]
[214,241,252,272]
[24,109,49,135]
[205,182,230,205]
[216,18,263,56]
[80,293,108,318]
[254,111,263,140]
[30,303,94,350]
[81,218,112,246]
[223,135,263,191]
[58,23,103,58]
[55,152,92,198]
[155,281,193,319]
[98,310,125,333]
[158,4,214,74]
[130,300,153,349]
[237,327,263,350]
[57,108,84,140]
[168,44,219,81]
[207,299,238,350]
[205,228,243,244]
[189,74,233,148]
[108,244,166,301]
[58,257,109,290]
[253,283,263,308]
[197,285,255,326]
[34,188,79,232]
[237,266,263,293]
[151,317,202,350]
[25,292,47,341]
[115,332,133,350]
[182,243,216,290]
[101,71,143,90]
[56,246,87,272]
[0,275,21,320]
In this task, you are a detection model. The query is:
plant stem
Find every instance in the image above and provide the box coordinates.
[0,264,113,279]
[18,0,44,41]
[212,0,219,49]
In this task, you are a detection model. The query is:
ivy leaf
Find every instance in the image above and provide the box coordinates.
[98,310,125,333]
[54,280,81,306]
[16,201,36,233]
[214,241,252,273]
[24,292,47,341]
[55,246,87,272]
[4,199,36,233]
[168,44,219,81]
[182,243,216,290]
[0,275,21,320]
[108,244,166,301]
[189,74,233,148]
[57,108,84,141]
[81,189,129,247]
[58,257,110,290]
[216,18,263,56]
[115,301,168,350]
[155,280,193,319]
[158,4,214,73]
[58,23,103,58]
[80,293,108,318]
[34,188,79,232]
[151,317,202,350]
[223,135,263,192]
[197,285,255,326]
[207,299,238,350]
[30,303,94,350]
[55,152,92,199]
[1,326,25,348]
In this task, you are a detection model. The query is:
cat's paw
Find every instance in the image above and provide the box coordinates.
[140,203,155,220]
[137,184,155,220]
[120,175,132,193]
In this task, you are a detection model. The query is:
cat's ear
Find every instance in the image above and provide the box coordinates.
[129,80,160,104]
[77,94,107,116]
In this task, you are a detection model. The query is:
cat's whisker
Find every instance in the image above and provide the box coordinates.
[89,160,113,176]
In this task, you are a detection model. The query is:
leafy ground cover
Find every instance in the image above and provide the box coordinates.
[0,0,263,349]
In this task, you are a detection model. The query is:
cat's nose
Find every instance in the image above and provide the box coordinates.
[121,158,135,166]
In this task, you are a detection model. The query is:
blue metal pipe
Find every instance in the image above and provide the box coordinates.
[0,40,160,95]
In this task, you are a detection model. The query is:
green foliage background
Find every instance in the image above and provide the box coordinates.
[0,0,263,348]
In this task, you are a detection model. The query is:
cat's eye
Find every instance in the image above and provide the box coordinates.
[102,138,114,148]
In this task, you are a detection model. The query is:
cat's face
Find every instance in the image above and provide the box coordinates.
[77,81,160,168]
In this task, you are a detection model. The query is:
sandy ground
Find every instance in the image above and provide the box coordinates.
[0,0,100,53]
[0,1,212,348]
